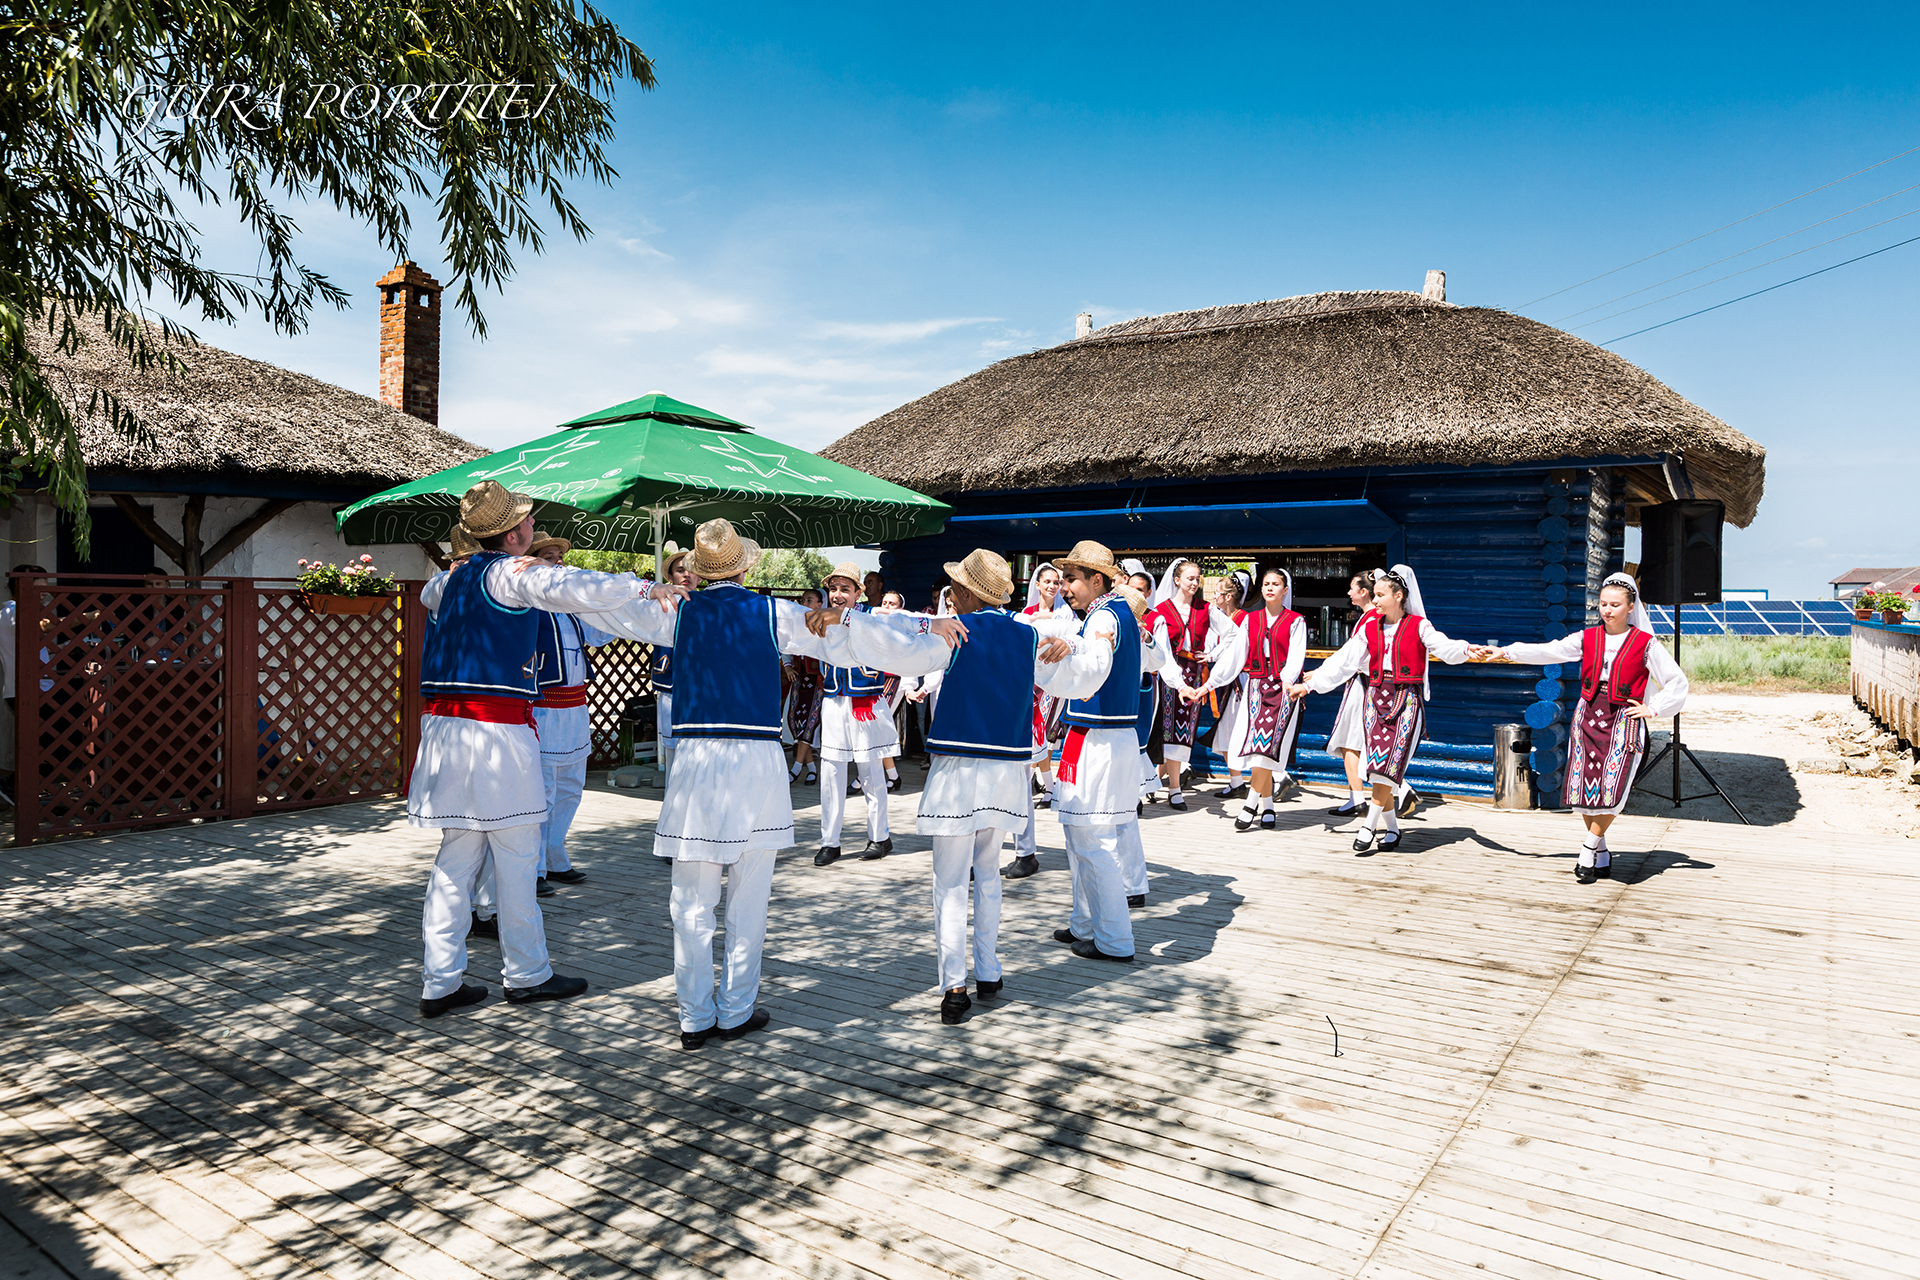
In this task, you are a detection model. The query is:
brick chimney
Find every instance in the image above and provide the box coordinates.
[1075,311,1093,339]
[1423,269,1446,302]
[378,261,442,423]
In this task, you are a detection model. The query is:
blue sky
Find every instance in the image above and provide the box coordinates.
[184,2,1920,597]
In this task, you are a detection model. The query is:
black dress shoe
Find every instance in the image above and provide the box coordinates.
[1593,864,1613,880]
[714,1008,770,1040]
[940,989,972,1025]
[1126,893,1146,909]
[1375,831,1402,853]
[1352,830,1376,853]
[1035,794,1051,809]
[814,845,841,867]
[1002,854,1040,879]
[1168,792,1188,810]
[1234,811,1256,832]
[1397,787,1421,818]
[420,981,487,1018]
[1330,797,1365,816]
[1138,801,1145,817]
[469,912,498,939]
[504,973,589,1005]
[546,868,587,884]
[535,877,555,897]
[860,837,893,861]
[1052,928,1083,945]
[679,1023,718,1050]
[975,978,1004,999]
[1069,937,1133,963]
[1574,864,1597,884]
[1219,782,1248,800]
[1260,811,1276,831]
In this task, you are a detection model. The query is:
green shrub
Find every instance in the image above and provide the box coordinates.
[1677,635,1849,692]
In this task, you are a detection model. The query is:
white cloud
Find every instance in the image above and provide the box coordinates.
[814,316,1000,343]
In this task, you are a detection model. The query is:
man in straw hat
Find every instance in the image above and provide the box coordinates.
[412,481,675,1018]
[811,560,899,866]
[1042,540,1147,962]
[806,548,1102,1021]
[577,519,967,1047]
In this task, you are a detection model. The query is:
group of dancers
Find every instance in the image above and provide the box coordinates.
[407,482,1689,1039]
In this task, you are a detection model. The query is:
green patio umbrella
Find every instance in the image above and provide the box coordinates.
[337,392,949,563]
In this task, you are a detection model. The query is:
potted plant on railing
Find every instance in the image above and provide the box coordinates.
[1864,589,1913,626]
[296,555,399,616]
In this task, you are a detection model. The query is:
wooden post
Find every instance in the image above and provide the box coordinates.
[400,582,426,794]
[14,570,42,845]
[225,580,257,821]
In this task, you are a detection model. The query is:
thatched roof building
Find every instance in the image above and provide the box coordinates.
[27,314,487,494]
[825,290,1765,527]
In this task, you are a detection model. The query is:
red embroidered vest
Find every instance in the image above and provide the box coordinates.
[1151,598,1211,659]
[1363,613,1428,684]
[1580,626,1652,704]
[1243,607,1300,677]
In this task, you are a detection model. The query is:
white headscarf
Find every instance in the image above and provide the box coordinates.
[1232,569,1255,609]
[1153,556,1200,609]
[1023,565,1069,615]
[935,586,953,616]
[1602,571,1655,633]
[1269,567,1294,612]
[1120,557,1148,581]
[1381,563,1427,622]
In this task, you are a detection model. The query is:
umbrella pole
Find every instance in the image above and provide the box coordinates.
[651,509,665,576]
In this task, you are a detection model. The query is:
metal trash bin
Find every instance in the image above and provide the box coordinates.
[1493,723,1535,810]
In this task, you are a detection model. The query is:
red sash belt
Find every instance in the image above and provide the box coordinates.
[425,695,537,729]
[852,694,880,722]
[1057,726,1088,784]
[533,683,589,709]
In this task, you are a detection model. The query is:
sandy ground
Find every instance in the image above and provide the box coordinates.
[1620,690,1920,838]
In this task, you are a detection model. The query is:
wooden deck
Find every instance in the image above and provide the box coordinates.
[1,775,1915,1279]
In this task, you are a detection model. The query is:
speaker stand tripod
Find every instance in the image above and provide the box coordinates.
[1632,618,1751,824]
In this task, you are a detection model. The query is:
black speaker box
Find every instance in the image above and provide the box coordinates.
[1638,500,1724,605]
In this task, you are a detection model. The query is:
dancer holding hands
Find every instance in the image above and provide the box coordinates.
[1488,572,1689,883]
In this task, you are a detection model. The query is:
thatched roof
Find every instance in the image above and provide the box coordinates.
[26,314,487,489]
[823,291,1767,526]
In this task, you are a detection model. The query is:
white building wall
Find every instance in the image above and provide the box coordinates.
[5,494,440,581]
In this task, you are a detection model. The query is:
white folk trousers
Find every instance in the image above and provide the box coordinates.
[540,756,587,872]
[930,830,1005,991]
[1012,783,1039,858]
[1061,824,1135,959]
[1117,819,1148,897]
[421,825,552,999]
[818,757,889,846]
[670,849,776,1033]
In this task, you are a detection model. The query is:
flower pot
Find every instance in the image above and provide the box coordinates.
[1882,609,1909,625]
[1854,607,1874,621]
[301,592,395,617]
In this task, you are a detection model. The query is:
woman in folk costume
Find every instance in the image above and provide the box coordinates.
[814,561,899,864]
[1020,563,1074,810]
[411,481,663,1017]
[1208,571,1253,800]
[1324,568,1418,819]
[808,549,1088,1022]
[785,586,826,785]
[1147,557,1244,809]
[649,549,697,781]
[1291,564,1472,854]
[1204,569,1309,831]
[1491,573,1688,884]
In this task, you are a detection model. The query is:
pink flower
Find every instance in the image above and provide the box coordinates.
[360,554,373,563]
[298,559,308,567]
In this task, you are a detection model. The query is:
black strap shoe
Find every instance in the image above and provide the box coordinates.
[535,877,555,897]
[1234,811,1256,831]
[813,845,841,867]
[1330,798,1365,816]
[1069,937,1133,963]
[1002,854,1040,879]
[940,989,972,1025]
[1575,864,1599,884]
[1593,864,1613,880]
[1126,894,1146,909]
[714,1008,770,1041]
[975,978,1004,999]
[469,912,499,939]
[1219,782,1248,800]
[886,775,900,792]
[860,837,893,860]
[1352,830,1377,853]
[1375,831,1402,853]
[1260,811,1277,831]
[547,868,587,884]
[504,973,589,1005]
[420,981,487,1018]
[1397,787,1421,818]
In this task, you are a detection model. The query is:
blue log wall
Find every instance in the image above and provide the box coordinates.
[876,462,1628,803]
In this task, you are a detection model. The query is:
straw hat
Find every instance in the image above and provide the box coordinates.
[1114,583,1150,619]
[1051,539,1125,587]
[689,518,762,581]
[942,548,1014,607]
[446,525,480,558]
[822,560,864,590]
[458,480,534,538]
[527,529,571,558]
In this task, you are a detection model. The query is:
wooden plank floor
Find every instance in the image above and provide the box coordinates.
[1,773,1915,1279]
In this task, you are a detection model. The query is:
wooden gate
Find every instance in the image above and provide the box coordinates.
[12,575,428,845]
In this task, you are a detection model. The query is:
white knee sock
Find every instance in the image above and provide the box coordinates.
[1380,807,1400,834]
[1363,803,1384,832]
[1578,835,1600,868]
[886,765,899,782]
[1349,787,1366,804]
[1256,788,1275,815]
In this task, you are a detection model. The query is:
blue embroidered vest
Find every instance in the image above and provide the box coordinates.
[925,610,1036,761]
[669,585,783,740]
[534,612,596,690]
[822,603,887,696]
[420,552,540,699]
[1062,597,1141,729]
[1135,671,1157,749]
[649,644,673,695]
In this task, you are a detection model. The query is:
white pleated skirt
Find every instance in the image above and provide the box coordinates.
[1326,676,1367,756]
[407,715,548,831]
[653,738,795,863]
[916,755,1031,836]
[1054,727,1141,828]
[817,694,899,763]
[532,703,592,765]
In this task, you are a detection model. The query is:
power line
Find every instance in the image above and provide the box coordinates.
[1597,233,1920,346]
[1514,142,1920,310]
[1553,178,1920,322]
[1568,203,1920,331]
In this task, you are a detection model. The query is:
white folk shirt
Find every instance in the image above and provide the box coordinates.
[1305,616,1473,700]
[1148,596,1244,686]
[1196,607,1307,693]
[529,613,617,765]
[1502,630,1690,718]
[408,561,643,830]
